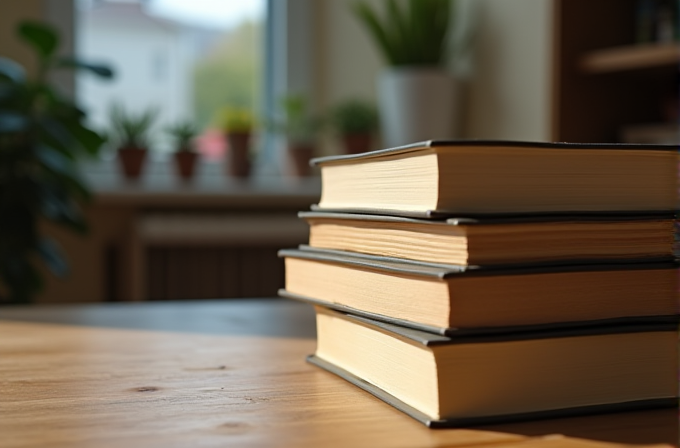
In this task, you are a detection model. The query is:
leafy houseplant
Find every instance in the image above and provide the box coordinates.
[351,0,461,147]
[352,0,452,66]
[109,104,157,180]
[166,121,199,181]
[0,21,113,303]
[331,99,378,154]
[217,107,254,178]
[272,95,323,177]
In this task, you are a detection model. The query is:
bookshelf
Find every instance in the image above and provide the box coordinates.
[580,43,680,74]
[552,0,679,143]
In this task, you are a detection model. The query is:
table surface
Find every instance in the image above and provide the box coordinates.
[1,299,677,448]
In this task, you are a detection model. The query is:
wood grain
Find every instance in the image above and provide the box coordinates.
[0,320,676,448]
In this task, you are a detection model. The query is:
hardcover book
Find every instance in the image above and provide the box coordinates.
[279,247,678,336]
[310,307,679,427]
[301,211,677,267]
[311,140,678,217]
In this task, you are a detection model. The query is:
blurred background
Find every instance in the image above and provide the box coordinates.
[0,0,677,304]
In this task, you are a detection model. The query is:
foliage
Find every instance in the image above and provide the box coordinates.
[331,99,379,135]
[108,103,157,149]
[216,107,254,134]
[351,0,454,66]
[0,21,113,303]
[270,94,324,145]
[165,121,198,151]
[193,21,262,130]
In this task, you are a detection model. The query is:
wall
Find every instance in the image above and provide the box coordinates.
[464,0,554,141]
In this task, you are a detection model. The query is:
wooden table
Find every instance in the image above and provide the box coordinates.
[1,299,677,448]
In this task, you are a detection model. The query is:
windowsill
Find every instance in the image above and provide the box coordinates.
[82,158,321,208]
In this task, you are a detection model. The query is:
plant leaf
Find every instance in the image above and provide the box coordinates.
[0,57,26,83]
[35,145,91,201]
[37,237,68,277]
[0,111,29,133]
[18,21,59,61]
[386,0,411,64]
[63,121,106,156]
[352,0,453,67]
[39,185,88,233]
[56,57,114,79]
[352,1,398,65]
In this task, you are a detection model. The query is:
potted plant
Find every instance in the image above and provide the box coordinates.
[352,0,462,147]
[0,21,113,303]
[217,107,254,178]
[331,99,378,154]
[109,104,157,180]
[272,94,323,177]
[166,121,199,181]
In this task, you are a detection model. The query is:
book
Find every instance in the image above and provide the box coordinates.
[278,248,678,335]
[310,140,678,217]
[300,211,677,267]
[310,307,679,427]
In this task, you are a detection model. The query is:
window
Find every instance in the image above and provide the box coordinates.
[76,0,266,159]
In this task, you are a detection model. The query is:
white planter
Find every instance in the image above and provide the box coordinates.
[378,68,460,148]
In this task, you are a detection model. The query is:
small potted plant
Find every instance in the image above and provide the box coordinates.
[331,99,378,154]
[109,104,157,180]
[217,107,254,178]
[352,0,462,146]
[166,121,199,181]
[272,94,323,177]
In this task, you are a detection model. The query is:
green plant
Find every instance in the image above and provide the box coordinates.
[109,103,157,149]
[166,121,198,151]
[332,99,378,135]
[0,21,113,303]
[216,107,254,134]
[352,0,454,66]
[271,94,323,145]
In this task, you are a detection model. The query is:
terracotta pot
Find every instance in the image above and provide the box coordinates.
[226,132,251,178]
[341,133,373,154]
[117,146,147,180]
[288,143,315,177]
[173,151,198,181]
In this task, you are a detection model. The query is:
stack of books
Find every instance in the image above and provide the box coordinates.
[279,140,679,428]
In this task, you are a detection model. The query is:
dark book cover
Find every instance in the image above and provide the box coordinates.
[310,139,680,167]
[280,246,679,279]
[308,204,679,220]
[300,210,678,225]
